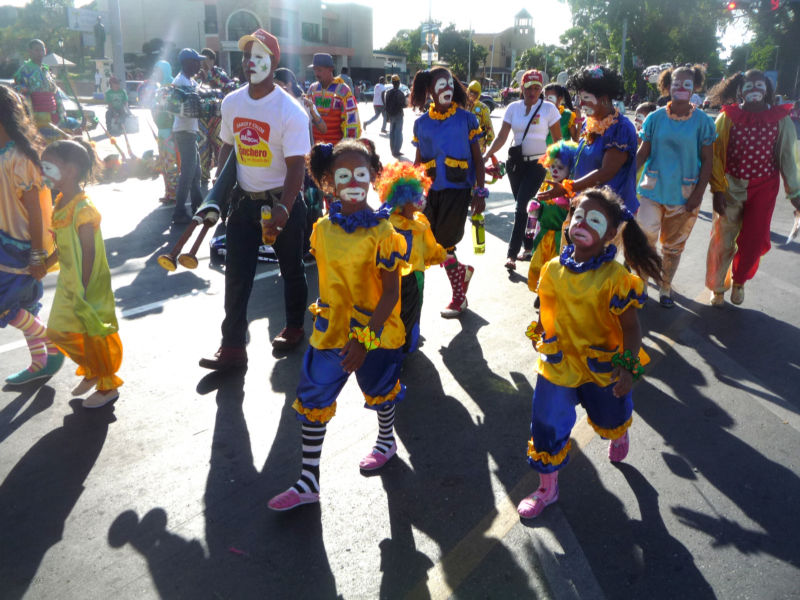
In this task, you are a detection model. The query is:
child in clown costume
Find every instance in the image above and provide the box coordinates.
[527,140,578,293]
[705,69,800,306]
[268,139,408,512]
[377,162,447,353]
[518,187,662,519]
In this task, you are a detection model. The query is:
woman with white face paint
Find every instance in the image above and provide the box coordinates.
[543,83,579,143]
[268,140,410,512]
[410,66,487,317]
[537,66,639,219]
[635,65,717,308]
[484,70,563,271]
[704,69,800,306]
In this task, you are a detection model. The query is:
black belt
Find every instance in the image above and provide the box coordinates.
[240,187,283,201]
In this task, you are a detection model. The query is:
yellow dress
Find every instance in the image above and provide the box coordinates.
[389,211,447,275]
[536,247,648,389]
[308,211,408,350]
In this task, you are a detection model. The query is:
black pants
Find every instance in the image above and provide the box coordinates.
[507,160,547,259]
[173,130,203,220]
[400,271,423,353]
[221,190,308,348]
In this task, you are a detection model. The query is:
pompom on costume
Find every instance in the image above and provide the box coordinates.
[706,103,800,299]
[377,162,447,352]
[527,141,578,291]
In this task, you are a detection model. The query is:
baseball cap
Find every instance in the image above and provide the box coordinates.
[238,29,281,66]
[178,48,203,62]
[468,80,482,94]
[391,74,400,82]
[308,53,335,69]
[522,70,544,88]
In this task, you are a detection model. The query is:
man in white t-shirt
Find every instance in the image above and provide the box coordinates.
[171,48,205,224]
[363,76,387,132]
[197,28,311,369]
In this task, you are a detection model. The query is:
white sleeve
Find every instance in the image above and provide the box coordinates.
[282,102,312,158]
[547,104,561,127]
[219,95,235,146]
[503,101,516,126]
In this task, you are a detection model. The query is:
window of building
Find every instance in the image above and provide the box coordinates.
[228,10,259,42]
[205,4,218,34]
[271,18,288,38]
[302,22,320,42]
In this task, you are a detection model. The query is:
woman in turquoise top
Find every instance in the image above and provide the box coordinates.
[635,65,716,307]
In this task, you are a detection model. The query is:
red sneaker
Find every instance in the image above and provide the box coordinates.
[272,327,305,350]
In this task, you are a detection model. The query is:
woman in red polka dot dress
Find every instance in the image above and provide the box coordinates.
[705,70,800,306]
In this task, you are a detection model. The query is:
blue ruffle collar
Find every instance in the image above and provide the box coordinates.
[560,244,617,273]
[328,201,391,233]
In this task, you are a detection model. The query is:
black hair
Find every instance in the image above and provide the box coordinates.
[378,76,385,84]
[29,39,44,50]
[306,139,383,193]
[635,101,657,116]
[567,65,625,101]
[409,67,467,111]
[274,67,303,98]
[543,83,575,112]
[707,69,774,107]
[0,85,44,171]
[43,138,101,185]
[658,64,706,97]
[574,187,662,285]
[341,66,349,74]
[200,48,215,62]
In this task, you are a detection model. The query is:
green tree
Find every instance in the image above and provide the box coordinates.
[514,44,568,79]
[436,24,487,81]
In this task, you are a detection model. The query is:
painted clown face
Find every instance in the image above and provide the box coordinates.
[546,94,559,105]
[433,75,454,106]
[41,159,63,189]
[244,43,272,84]
[634,111,647,132]
[332,154,372,204]
[742,78,767,105]
[578,91,598,116]
[569,198,611,251]
[670,75,693,102]
[549,158,569,183]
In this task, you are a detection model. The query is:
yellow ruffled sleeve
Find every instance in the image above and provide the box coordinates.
[416,213,447,267]
[376,228,408,272]
[75,204,101,230]
[12,152,44,193]
[609,270,647,315]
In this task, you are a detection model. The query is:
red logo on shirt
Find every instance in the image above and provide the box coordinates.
[239,127,259,146]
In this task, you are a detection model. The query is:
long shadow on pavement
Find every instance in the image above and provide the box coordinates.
[0,383,55,446]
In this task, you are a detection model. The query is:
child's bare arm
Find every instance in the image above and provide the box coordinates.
[78,223,95,293]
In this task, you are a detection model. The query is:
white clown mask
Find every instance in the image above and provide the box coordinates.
[246,43,272,84]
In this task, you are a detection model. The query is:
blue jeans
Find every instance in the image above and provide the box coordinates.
[364,105,386,130]
[173,130,203,220]
[388,114,403,156]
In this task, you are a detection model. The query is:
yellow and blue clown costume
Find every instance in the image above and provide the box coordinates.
[377,162,447,353]
[528,243,648,473]
[292,201,409,424]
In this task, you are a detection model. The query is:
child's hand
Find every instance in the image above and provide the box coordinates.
[29,263,47,280]
[712,192,727,216]
[612,367,633,398]
[340,339,367,373]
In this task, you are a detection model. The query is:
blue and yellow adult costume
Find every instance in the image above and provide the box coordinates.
[293,202,409,424]
[528,244,648,473]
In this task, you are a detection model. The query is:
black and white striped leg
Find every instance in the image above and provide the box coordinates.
[374,404,396,455]
[292,422,326,494]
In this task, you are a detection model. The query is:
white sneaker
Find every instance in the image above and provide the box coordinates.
[72,377,97,396]
[710,291,725,307]
[82,389,119,409]
[730,284,744,305]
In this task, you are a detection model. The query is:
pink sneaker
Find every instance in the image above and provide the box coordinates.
[517,472,559,519]
[359,442,397,471]
[609,431,630,462]
[267,488,320,511]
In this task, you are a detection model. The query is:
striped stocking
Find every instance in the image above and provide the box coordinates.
[292,422,326,494]
[374,404,396,455]
[8,309,54,371]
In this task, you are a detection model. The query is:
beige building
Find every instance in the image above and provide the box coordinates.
[97,0,404,83]
[473,9,535,88]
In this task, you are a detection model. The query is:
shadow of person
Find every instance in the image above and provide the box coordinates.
[379,350,534,598]
[0,399,114,599]
[0,384,55,446]
[103,206,179,270]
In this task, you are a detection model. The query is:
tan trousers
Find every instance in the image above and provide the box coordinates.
[636,196,700,291]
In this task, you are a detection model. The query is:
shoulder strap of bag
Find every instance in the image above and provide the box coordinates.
[521,99,543,142]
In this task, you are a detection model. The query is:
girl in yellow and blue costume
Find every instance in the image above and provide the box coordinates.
[518,187,662,520]
[269,139,409,512]
[377,162,447,353]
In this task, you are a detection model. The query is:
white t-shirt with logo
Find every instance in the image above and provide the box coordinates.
[220,84,311,192]
[171,72,199,133]
[503,98,561,157]
[373,82,386,106]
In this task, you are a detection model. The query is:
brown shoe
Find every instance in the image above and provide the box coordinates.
[199,346,248,370]
[272,327,305,350]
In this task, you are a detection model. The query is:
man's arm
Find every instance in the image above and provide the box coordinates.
[263,155,305,237]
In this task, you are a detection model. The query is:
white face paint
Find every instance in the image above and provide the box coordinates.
[246,43,272,84]
[671,77,693,101]
[413,196,427,211]
[742,80,767,104]
[334,166,371,203]
[579,92,597,116]
[570,206,608,245]
[434,76,453,105]
[41,160,61,188]
[546,95,559,104]
[634,112,646,131]
[549,158,569,183]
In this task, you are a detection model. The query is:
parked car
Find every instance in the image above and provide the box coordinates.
[480,93,496,113]
[360,85,375,102]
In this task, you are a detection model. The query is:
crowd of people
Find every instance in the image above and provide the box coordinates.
[2,24,799,521]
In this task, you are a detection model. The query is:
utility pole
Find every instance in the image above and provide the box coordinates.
[467,21,472,82]
[620,17,628,80]
[109,0,125,83]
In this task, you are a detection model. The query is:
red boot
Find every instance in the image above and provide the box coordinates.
[441,257,467,318]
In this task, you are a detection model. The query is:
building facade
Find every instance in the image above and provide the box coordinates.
[473,9,535,88]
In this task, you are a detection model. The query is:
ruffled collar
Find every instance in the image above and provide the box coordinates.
[584,110,618,137]
[666,101,695,121]
[0,140,14,155]
[328,201,390,233]
[428,103,457,120]
[721,102,792,126]
[52,191,87,230]
[559,243,617,273]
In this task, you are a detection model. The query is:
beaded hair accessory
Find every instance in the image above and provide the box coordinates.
[318,143,334,158]
[620,207,635,222]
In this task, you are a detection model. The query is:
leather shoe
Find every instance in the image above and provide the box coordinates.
[198,347,248,370]
[272,327,305,350]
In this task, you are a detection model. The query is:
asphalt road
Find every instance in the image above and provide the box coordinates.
[1,102,799,599]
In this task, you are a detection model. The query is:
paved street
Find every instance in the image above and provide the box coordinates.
[1,101,799,599]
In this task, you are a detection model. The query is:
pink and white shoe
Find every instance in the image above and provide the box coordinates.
[609,431,630,462]
[517,472,559,519]
[440,297,467,318]
[267,488,320,511]
[462,265,475,295]
[359,442,397,471]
